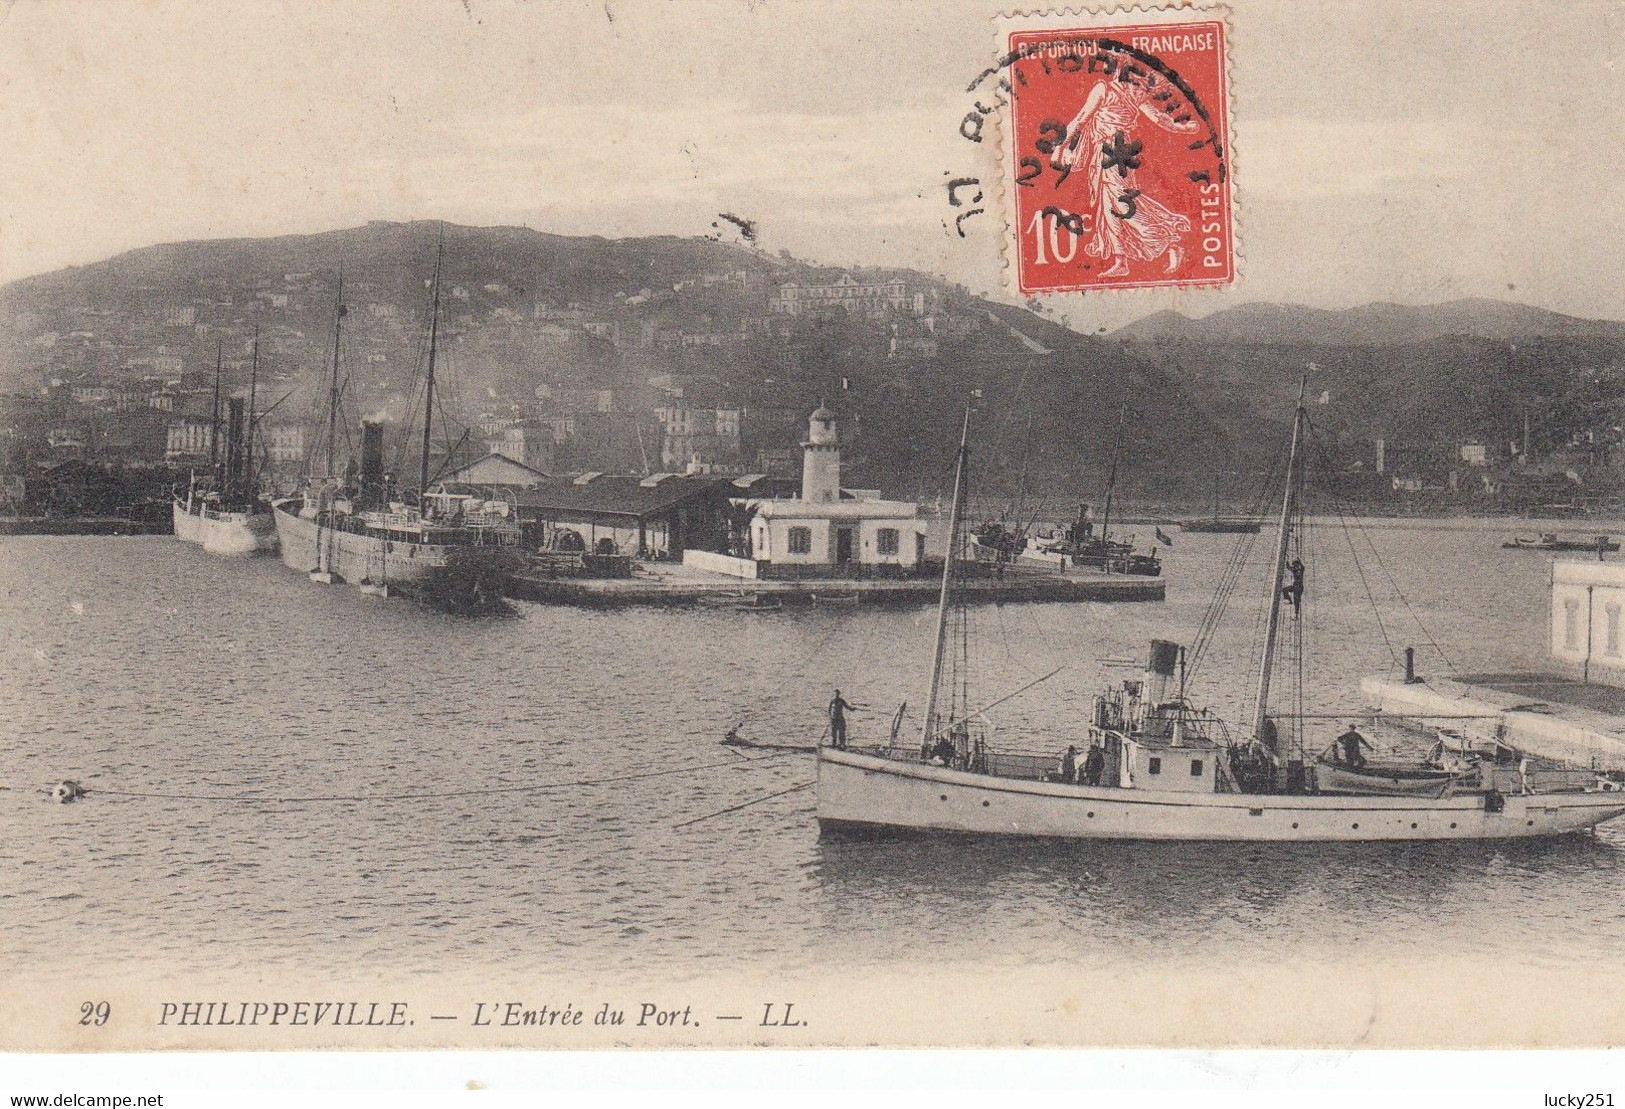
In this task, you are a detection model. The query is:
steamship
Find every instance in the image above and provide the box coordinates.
[174,483,278,556]
[271,245,520,598]
[271,420,520,591]
[172,337,278,557]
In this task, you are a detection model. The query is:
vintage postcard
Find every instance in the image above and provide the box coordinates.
[5,0,1625,1058]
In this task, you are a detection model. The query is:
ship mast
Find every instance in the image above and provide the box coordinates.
[325,271,345,482]
[245,326,259,497]
[209,341,223,473]
[1250,375,1308,746]
[419,232,444,500]
[1100,402,1128,544]
[922,405,971,748]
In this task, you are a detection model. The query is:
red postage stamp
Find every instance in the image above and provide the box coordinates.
[997,15,1234,295]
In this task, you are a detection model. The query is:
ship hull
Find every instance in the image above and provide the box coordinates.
[271,499,446,586]
[172,496,277,556]
[817,748,1625,842]
[1181,520,1262,534]
[1014,542,1160,576]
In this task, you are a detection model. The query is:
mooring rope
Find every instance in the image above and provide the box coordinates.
[673,780,815,829]
[63,753,792,806]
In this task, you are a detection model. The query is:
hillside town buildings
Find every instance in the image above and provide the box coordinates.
[771,274,936,318]
[8,239,1624,522]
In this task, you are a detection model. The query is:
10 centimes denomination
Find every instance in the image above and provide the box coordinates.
[988,11,1234,295]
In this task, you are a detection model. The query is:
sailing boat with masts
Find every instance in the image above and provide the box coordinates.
[1019,404,1161,576]
[172,332,278,555]
[1181,468,1263,533]
[816,385,1625,842]
[270,237,521,601]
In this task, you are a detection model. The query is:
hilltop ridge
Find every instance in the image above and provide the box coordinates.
[0,222,1223,503]
[1113,298,1625,346]
[5,221,1623,511]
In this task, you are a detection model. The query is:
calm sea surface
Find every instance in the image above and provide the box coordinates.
[5,519,1625,984]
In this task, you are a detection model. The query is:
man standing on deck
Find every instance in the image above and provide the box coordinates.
[1083,743,1106,786]
[828,689,859,749]
[1338,724,1372,769]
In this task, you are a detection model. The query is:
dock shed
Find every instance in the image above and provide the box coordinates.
[512,473,734,558]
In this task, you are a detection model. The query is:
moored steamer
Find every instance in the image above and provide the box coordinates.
[174,492,278,556]
[273,237,521,606]
[172,334,278,557]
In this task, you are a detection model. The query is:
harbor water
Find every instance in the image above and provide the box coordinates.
[4,521,1625,987]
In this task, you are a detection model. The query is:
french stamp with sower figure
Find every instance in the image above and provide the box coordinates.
[993,8,1234,294]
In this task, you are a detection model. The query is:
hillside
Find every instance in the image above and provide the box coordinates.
[1108,296,1625,501]
[1115,299,1625,346]
[12,223,1621,511]
[0,222,1238,507]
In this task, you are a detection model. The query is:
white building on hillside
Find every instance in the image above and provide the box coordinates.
[748,406,925,571]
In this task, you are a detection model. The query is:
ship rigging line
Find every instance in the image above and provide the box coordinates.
[1306,422,1457,675]
[73,753,794,806]
[1308,428,1400,669]
[1185,437,1291,683]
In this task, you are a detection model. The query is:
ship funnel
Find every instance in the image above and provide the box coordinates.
[1144,639,1180,707]
[224,396,247,497]
[359,419,385,495]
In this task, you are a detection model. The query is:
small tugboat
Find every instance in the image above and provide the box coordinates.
[1181,518,1262,534]
[1180,470,1263,534]
[1021,503,1162,576]
[1020,405,1161,576]
[816,385,1625,842]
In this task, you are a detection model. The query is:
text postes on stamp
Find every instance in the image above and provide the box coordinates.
[998,16,1233,295]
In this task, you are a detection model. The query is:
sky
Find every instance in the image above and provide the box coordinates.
[2,0,1623,332]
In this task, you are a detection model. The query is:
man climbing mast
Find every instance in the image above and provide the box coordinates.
[1250,376,1309,766]
[1283,557,1305,614]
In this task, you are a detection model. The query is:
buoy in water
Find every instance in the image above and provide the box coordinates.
[50,780,86,804]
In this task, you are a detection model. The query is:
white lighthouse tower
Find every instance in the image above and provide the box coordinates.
[801,404,841,503]
[750,403,925,570]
